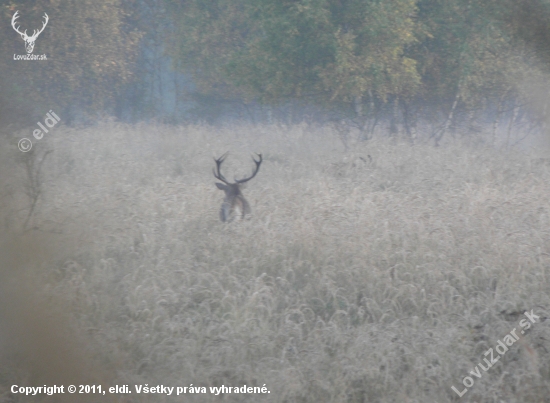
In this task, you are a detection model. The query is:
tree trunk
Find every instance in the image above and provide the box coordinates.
[436,88,460,146]
[389,96,399,137]
[266,105,273,124]
[506,100,520,149]
[364,90,377,140]
[492,90,508,145]
[354,95,363,117]
[402,100,418,143]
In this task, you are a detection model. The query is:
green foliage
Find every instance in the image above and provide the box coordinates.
[413,0,531,109]
[166,0,550,120]
[3,0,550,124]
[167,0,421,106]
[0,0,141,120]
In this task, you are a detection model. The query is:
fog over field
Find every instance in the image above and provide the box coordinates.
[4,0,550,401]
[1,122,549,402]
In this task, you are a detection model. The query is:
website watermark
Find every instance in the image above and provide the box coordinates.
[14,54,47,61]
[11,10,48,60]
[451,310,539,397]
[18,110,61,152]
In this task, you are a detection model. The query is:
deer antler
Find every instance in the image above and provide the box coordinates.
[11,11,26,38]
[235,154,262,184]
[213,152,230,184]
[11,11,48,40]
[11,11,49,53]
[32,13,49,39]
[213,152,262,222]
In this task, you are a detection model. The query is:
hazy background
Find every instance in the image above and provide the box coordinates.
[2,0,550,137]
[2,1,550,402]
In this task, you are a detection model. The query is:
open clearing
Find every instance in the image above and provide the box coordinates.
[1,122,549,402]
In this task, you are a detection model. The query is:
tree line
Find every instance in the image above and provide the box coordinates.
[2,0,550,139]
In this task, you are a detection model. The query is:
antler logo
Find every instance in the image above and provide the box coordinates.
[11,11,49,54]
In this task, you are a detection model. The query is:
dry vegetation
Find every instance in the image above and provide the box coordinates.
[1,122,550,403]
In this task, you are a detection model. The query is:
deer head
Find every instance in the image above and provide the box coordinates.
[213,153,262,222]
[12,11,49,54]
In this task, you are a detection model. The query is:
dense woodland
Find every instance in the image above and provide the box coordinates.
[2,0,550,139]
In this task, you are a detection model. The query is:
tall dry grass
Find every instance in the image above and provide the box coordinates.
[1,122,549,402]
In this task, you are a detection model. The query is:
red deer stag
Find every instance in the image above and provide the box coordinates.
[213,153,262,222]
